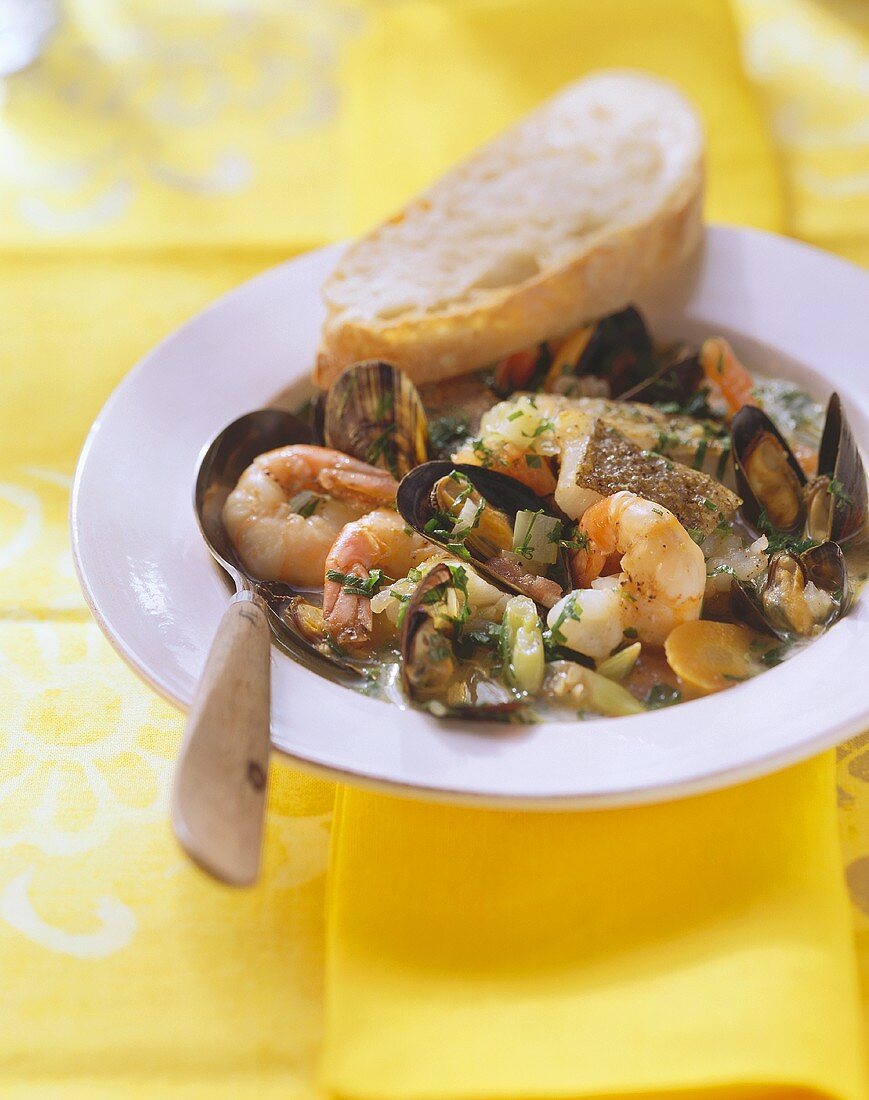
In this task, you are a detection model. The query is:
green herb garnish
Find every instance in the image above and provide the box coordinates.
[645,684,681,709]
[827,478,854,506]
[429,414,471,458]
[288,490,324,518]
[325,568,388,598]
[756,510,819,556]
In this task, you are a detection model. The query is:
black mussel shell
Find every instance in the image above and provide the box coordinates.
[258,595,363,678]
[802,540,850,616]
[805,393,867,544]
[400,563,522,718]
[543,306,654,396]
[731,540,848,640]
[324,360,429,478]
[730,578,777,637]
[731,405,806,534]
[396,461,571,604]
[619,346,704,406]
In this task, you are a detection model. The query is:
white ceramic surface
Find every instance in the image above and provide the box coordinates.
[71,227,869,807]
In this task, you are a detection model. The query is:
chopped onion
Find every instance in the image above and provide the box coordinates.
[513,509,561,566]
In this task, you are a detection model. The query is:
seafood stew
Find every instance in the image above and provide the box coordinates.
[222,308,868,721]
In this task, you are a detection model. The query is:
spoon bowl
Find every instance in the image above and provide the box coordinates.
[194,409,314,580]
[174,407,319,888]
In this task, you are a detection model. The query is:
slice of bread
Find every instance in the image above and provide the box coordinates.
[316,70,704,389]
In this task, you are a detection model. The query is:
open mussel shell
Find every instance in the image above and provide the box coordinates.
[802,540,851,615]
[805,393,867,543]
[543,306,654,396]
[731,541,848,640]
[396,461,571,606]
[270,595,365,676]
[400,563,522,718]
[731,405,807,534]
[324,360,429,478]
[618,345,703,405]
[730,577,776,638]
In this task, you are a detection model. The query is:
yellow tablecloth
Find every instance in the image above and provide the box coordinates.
[0,1,867,1097]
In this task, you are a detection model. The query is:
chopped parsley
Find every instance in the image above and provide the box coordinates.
[514,509,544,560]
[557,523,590,552]
[471,439,493,467]
[654,430,681,454]
[429,414,471,458]
[325,568,388,598]
[756,509,818,556]
[521,417,554,440]
[827,478,854,506]
[645,684,681,709]
[288,490,325,518]
[365,426,399,477]
[454,620,503,660]
[758,644,789,668]
[654,386,716,420]
[547,594,581,646]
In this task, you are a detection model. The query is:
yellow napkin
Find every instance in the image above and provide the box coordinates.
[325,757,864,1099]
[321,2,866,1097]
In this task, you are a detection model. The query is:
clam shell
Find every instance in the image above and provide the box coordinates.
[324,360,429,477]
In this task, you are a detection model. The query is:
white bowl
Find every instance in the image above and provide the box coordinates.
[71,227,869,808]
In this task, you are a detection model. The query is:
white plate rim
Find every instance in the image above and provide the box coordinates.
[70,226,869,809]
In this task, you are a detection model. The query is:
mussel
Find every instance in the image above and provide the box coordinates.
[731,405,807,534]
[400,563,522,717]
[805,393,868,543]
[618,345,704,407]
[396,461,570,608]
[732,394,867,543]
[277,596,365,675]
[732,540,849,640]
[542,306,654,396]
[324,360,429,477]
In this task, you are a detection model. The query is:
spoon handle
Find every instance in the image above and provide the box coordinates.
[171,591,271,886]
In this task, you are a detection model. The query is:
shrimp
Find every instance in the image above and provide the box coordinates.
[570,491,706,646]
[323,509,432,653]
[452,438,558,496]
[699,337,756,417]
[222,445,397,588]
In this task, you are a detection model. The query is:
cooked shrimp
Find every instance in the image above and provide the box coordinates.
[452,438,558,496]
[223,445,397,587]
[699,337,756,417]
[323,508,432,653]
[571,491,706,646]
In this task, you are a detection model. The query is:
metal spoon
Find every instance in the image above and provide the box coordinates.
[172,408,314,887]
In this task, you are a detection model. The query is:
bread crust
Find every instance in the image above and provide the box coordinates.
[315,79,705,389]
